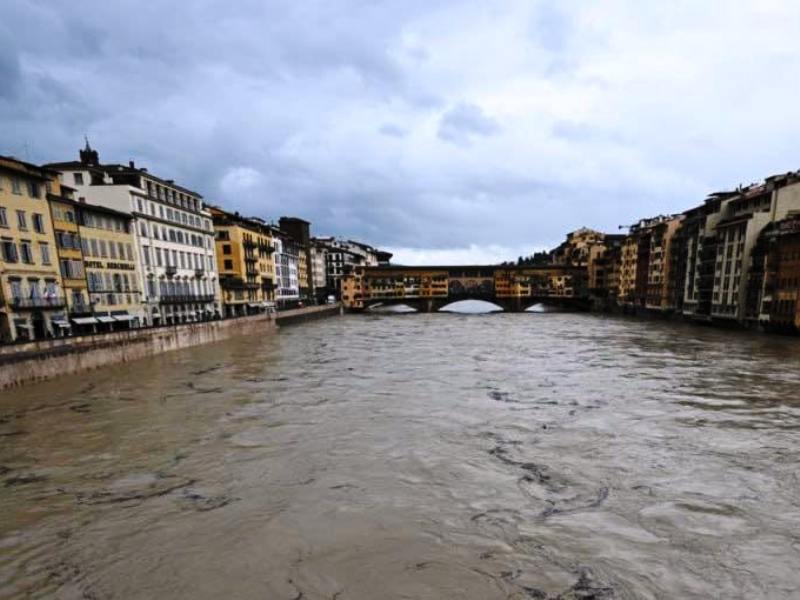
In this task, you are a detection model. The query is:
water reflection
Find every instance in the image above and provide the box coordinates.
[1,314,800,599]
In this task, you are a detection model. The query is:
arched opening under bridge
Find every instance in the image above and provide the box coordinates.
[366,303,418,313]
[438,299,504,314]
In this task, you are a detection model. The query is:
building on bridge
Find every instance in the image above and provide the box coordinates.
[341,264,588,312]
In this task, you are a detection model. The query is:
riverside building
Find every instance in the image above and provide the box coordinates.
[710,174,800,323]
[0,157,66,341]
[279,217,313,302]
[273,230,300,308]
[209,206,276,317]
[47,142,220,325]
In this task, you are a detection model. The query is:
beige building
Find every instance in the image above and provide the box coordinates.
[711,175,800,322]
[78,202,144,329]
[617,234,639,304]
[645,215,683,311]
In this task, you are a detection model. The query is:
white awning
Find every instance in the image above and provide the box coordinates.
[96,316,116,323]
[72,317,99,325]
[52,320,71,328]
[113,314,135,322]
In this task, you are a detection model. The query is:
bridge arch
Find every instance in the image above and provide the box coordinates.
[439,299,504,314]
[366,302,418,313]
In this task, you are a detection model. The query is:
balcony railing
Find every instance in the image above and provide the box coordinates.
[194,268,205,278]
[243,239,257,248]
[9,296,67,309]
[159,294,216,304]
[165,265,178,277]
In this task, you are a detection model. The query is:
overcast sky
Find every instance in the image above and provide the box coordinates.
[3,1,800,264]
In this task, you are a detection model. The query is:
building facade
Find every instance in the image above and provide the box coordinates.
[209,207,275,317]
[279,217,312,301]
[0,157,66,342]
[47,143,220,325]
[273,231,300,308]
[47,194,90,325]
[77,202,143,330]
[310,240,328,302]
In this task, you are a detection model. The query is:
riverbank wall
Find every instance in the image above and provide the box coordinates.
[276,303,341,325]
[0,304,341,390]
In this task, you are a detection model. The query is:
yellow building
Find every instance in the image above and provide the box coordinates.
[494,268,531,298]
[298,251,309,300]
[0,157,66,342]
[48,196,89,319]
[209,207,275,317]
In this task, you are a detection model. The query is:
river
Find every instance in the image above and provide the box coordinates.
[2,313,800,599]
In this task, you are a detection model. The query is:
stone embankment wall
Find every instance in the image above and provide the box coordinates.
[275,303,341,325]
[0,304,341,390]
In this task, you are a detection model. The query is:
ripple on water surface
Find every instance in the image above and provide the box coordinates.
[2,313,800,599]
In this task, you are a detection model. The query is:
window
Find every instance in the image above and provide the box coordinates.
[90,239,99,257]
[32,213,45,233]
[126,244,133,261]
[1,240,17,263]
[156,248,163,266]
[39,242,51,265]
[0,207,7,227]
[26,181,40,198]
[10,280,22,299]
[20,241,34,264]
[99,240,107,257]
[16,210,27,230]
[73,173,84,185]
[224,259,233,270]
[223,244,231,255]
[60,259,84,279]
[11,177,21,194]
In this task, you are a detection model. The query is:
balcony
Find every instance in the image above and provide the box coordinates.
[194,268,205,278]
[243,239,257,248]
[9,296,67,309]
[159,294,216,304]
[258,243,275,254]
[165,265,178,277]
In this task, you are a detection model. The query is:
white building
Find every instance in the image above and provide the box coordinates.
[273,231,299,307]
[310,240,328,301]
[313,237,392,297]
[46,143,220,325]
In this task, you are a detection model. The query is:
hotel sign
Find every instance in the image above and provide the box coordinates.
[84,260,136,271]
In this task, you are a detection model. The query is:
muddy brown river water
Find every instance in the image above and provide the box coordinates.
[2,313,800,599]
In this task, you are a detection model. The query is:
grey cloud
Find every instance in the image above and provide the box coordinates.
[2,1,799,257]
[437,103,500,146]
[379,124,407,138]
